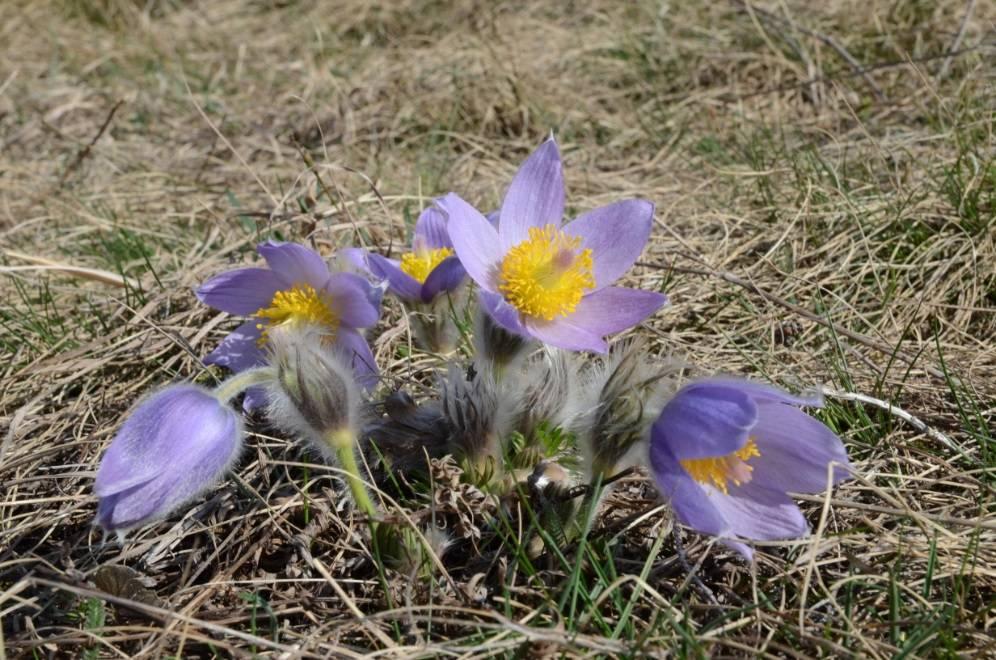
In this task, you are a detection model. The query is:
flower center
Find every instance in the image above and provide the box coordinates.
[399,247,454,284]
[254,284,338,344]
[680,438,761,495]
[498,224,595,320]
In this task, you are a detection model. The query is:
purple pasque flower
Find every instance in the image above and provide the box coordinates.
[442,138,667,353]
[94,384,243,531]
[649,379,852,559]
[362,202,467,304]
[196,241,381,393]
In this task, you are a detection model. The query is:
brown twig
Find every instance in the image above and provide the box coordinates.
[58,99,123,186]
[730,0,885,101]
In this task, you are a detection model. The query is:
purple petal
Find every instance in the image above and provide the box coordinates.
[564,199,654,290]
[95,385,243,530]
[414,204,451,250]
[499,138,565,251]
[649,442,729,537]
[242,386,269,413]
[337,247,373,276]
[652,383,757,460]
[257,241,330,288]
[480,290,532,339]
[485,210,500,228]
[324,272,382,329]
[720,539,755,561]
[748,403,852,493]
[689,378,824,407]
[439,193,502,291]
[707,482,809,541]
[524,316,607,353]
[367,253,422,301]
[335,328,379,391]
[195,268,283,316]
[420,256,467,302]
[204,320,266,373]
[568,287,667,337]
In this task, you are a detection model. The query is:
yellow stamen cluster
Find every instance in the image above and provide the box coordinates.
[399,247,454,284]
[680,438,761,494]
[254,284,338,344]
[498,224,595,320]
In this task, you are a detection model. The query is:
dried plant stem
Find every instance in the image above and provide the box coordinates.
[818,386,969,457]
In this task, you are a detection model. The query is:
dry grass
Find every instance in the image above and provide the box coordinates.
[2,0,995,657]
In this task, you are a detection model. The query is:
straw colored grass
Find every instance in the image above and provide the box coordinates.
[2,0,994,656]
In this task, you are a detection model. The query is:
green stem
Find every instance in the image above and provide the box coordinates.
[212,366,276,403]
[326,429,379,530]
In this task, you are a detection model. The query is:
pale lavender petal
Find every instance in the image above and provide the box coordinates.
[414,204,451,250]
[720,539,754,561]
[480,291,531,338]
[689,378,824,407]
[564,199,654,289]
[439,193,502,292]
[420,256,467,302]
[242,386,268,412]
[367,253,422,301]
[95,384,243,530]
[649,442,730,538]
[335,328,379,391]
[707,482,809,540]
[652,384,756,460]
[257,240,329,288]
[485,210,500,228]
[748,403,852,493]
[568,287,667,337]
[525,316,607,353]
[324,272,382,329]
[195,268,283,315]
[499,138,565,251]
[337,247,373,276]
[204,321,266,373]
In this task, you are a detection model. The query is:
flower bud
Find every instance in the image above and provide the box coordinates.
[265,328,360,454]
[572,341,680,480]
[94,384,244,532]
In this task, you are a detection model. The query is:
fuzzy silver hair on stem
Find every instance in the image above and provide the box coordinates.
[473,303,531,370]
[571,340,684,481]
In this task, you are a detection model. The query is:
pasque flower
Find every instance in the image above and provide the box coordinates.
[94,384,243,532]
[649,379,852,559]
[362,202,467,304]
[196,241,382,396]
[443,138,667,353]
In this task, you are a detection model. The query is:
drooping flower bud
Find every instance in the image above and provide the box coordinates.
[94,384,244,532]
[264,327,361,459]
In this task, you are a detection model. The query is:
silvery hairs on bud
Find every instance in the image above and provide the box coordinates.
[440,360,513,463]
[569,340,685,481]
[473,304,531,368]
[361,389,452,478]
[508,348,577,441]
[264,327,361,460]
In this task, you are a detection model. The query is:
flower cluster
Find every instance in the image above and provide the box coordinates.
[93,138,852,563]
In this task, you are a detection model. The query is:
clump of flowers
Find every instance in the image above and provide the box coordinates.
[93,137,853,570]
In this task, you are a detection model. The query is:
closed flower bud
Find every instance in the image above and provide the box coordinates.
[509,348,577,441]
[94,384,244,532]
[572,341,680,481]
[265,328,360,456]
[441,362,512,478]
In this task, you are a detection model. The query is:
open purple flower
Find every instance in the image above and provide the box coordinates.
[443,138,667,353]
[362,202,467,304]
[649,379,852,559]
[196,241,382,394]
[95,384,244,531]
